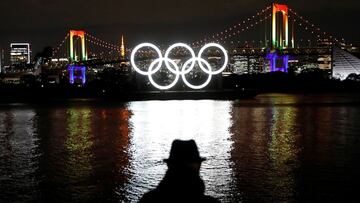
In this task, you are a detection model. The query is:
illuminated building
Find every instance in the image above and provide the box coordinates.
[332,46,360,80]
[248,56,265,73]
[231,55,249,74]
[69,30,87,62]
[10,43,31,65]
[317,39,332,70]
[318,55,332,70]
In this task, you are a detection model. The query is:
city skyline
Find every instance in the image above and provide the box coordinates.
[0,0,360,57]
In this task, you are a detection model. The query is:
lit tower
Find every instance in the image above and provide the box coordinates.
[120,35,125,60]
[69,30,87,62]
[267,3,290,73]
[272,3,289,49]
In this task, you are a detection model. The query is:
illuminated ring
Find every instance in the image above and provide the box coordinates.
[181,58,212,90]
[130,43,228,90]
[148,58,180,90]
[164,43,196,74]
[130,43,163,75]
[198,43,228,75]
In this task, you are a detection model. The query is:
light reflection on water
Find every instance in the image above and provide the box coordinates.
[125,100,235,201]
[0,94,360,202]
[0,109,39,201]
[268,105,299,201]
[64,108,94,201]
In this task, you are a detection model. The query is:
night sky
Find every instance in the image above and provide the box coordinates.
[0,0,359,58]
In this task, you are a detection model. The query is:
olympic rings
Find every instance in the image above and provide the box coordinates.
[182,57,213,90]
[131,42,228,90]
[148,58,180,90]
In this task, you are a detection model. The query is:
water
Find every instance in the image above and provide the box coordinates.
[0,94,360,202]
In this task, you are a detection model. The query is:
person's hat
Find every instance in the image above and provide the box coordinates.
[164,139,206,164]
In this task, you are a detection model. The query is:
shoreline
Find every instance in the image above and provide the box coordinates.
[0,87,258,103]
[1,86,360,104]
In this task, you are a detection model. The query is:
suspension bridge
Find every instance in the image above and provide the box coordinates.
[41,3,358,85]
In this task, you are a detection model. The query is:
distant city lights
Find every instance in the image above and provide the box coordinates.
[10,43,31,65]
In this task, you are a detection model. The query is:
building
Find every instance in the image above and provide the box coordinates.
[0,48,4,73]
[231,55,249,74]
[332,46,360,80]
[317,39,332,70]
[10,43,31,66]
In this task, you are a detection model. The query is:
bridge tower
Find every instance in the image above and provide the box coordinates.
[68,65,86,85]
[267,3,291,72]
[272,3,289,49]
[69,30,87,62]
[120,35,125,60]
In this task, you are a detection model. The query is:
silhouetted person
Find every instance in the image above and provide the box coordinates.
[139,139,220,203]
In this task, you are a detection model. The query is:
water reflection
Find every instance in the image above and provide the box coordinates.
[63,108,94,201]
[268,105,299,201]
[0,108,39,202]
[90,107,132,201]
[126,100,236,202]
[1,95,360,202]
[230,96,301,202]
[35,105,132,202]
[296,105,352,202]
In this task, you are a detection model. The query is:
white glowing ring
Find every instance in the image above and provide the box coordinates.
[181,57,213,90]
[164,43,196,74]
[198,43,228,75]
[130,42,228,90]
[130,43,163,75]
[148,58,180,90]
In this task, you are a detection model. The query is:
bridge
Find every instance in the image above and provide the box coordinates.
[40,3,357,85]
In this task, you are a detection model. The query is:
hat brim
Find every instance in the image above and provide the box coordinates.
[163,157,206,163]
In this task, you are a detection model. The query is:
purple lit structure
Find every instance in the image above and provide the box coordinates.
[68,65,86,85]
[266,52,289,72]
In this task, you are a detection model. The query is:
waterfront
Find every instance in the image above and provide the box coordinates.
[0,94,360,202]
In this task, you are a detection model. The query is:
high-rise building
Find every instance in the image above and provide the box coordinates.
[0,48,4,73]
[10,43,31,66]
